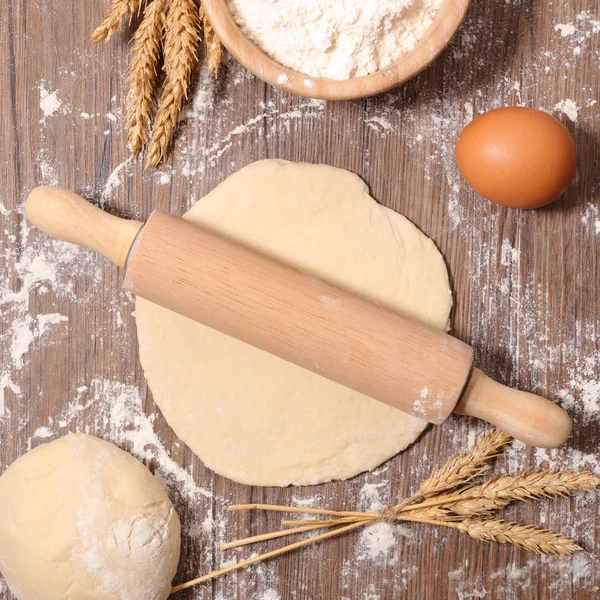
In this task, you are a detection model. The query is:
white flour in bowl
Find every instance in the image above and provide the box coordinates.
[227,0,445,80]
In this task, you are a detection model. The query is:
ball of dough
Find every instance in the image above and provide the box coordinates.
[0,434,180,600]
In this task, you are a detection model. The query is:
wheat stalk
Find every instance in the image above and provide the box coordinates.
[200,6,223,76]
[171,521,366,594]
[127,0,165,155]
[92,0,146,44]
[228,503,368,518]
[146,0,200,168]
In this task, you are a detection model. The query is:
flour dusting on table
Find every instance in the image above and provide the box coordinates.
[27,379,211,503]
[0,209,100,413]
[39,83,65,119]
[353,481,412,564]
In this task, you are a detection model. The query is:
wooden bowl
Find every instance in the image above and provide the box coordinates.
[203,0,471,100]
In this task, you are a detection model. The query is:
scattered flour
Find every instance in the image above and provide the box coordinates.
[450,553,599,598]
[581,203,600,235]
[156,172,172,185]
[365,115,394,133]
[358,481,387,510]
[555,24,578,37]
[555,99,580,123]
[0,376,20,420]
[258,590,281,600]
[184,66,216,120]
[356,522,401,562]
[27,378,212,504]
[560,373,600,427]
[28,426,53,448]
[360,584,381,600]
[39,83,63,118]
[37,156,58,185]
[1,213,100,409]
[500,238,520,267]
[291,495,317,507]
[102,158,134,204]
[353,480,412,564]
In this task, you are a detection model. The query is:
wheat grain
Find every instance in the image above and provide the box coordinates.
[146,0,200,168]
[201,7,223,76]
[127,0,164,155]
[92,0,146,44]
[457,519,582,557]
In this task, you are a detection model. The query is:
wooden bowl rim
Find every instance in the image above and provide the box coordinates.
[203,0,472,100]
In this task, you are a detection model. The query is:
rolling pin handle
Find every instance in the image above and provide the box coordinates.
[454,368,572,448]
[25,186,143,268]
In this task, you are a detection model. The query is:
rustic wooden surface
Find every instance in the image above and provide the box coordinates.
[1,1,600,599]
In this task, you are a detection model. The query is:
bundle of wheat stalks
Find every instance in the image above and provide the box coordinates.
[169,429,600,594]
[93,0,222,168]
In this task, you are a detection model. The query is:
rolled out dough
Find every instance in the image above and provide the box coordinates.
[136,160,452,486]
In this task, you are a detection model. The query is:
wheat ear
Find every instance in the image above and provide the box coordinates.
[474,470,600,502]
[127,0,165,155]
[200,7,223,76]
[146,0,200,168]
[456,519,582,557]
[407,470,600,517]
[409,430,513,502]
[92,0,146,44]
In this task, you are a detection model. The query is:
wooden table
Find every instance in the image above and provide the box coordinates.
[1,1,599,598]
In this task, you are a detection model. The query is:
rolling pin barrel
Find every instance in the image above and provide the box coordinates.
[125,211,475,423]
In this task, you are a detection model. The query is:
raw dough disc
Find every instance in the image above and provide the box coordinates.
[136,160,452,486]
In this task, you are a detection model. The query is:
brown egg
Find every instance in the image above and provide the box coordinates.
[455,107,577,209]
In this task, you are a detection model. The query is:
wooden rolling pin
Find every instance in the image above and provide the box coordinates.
[25,186,572,448]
